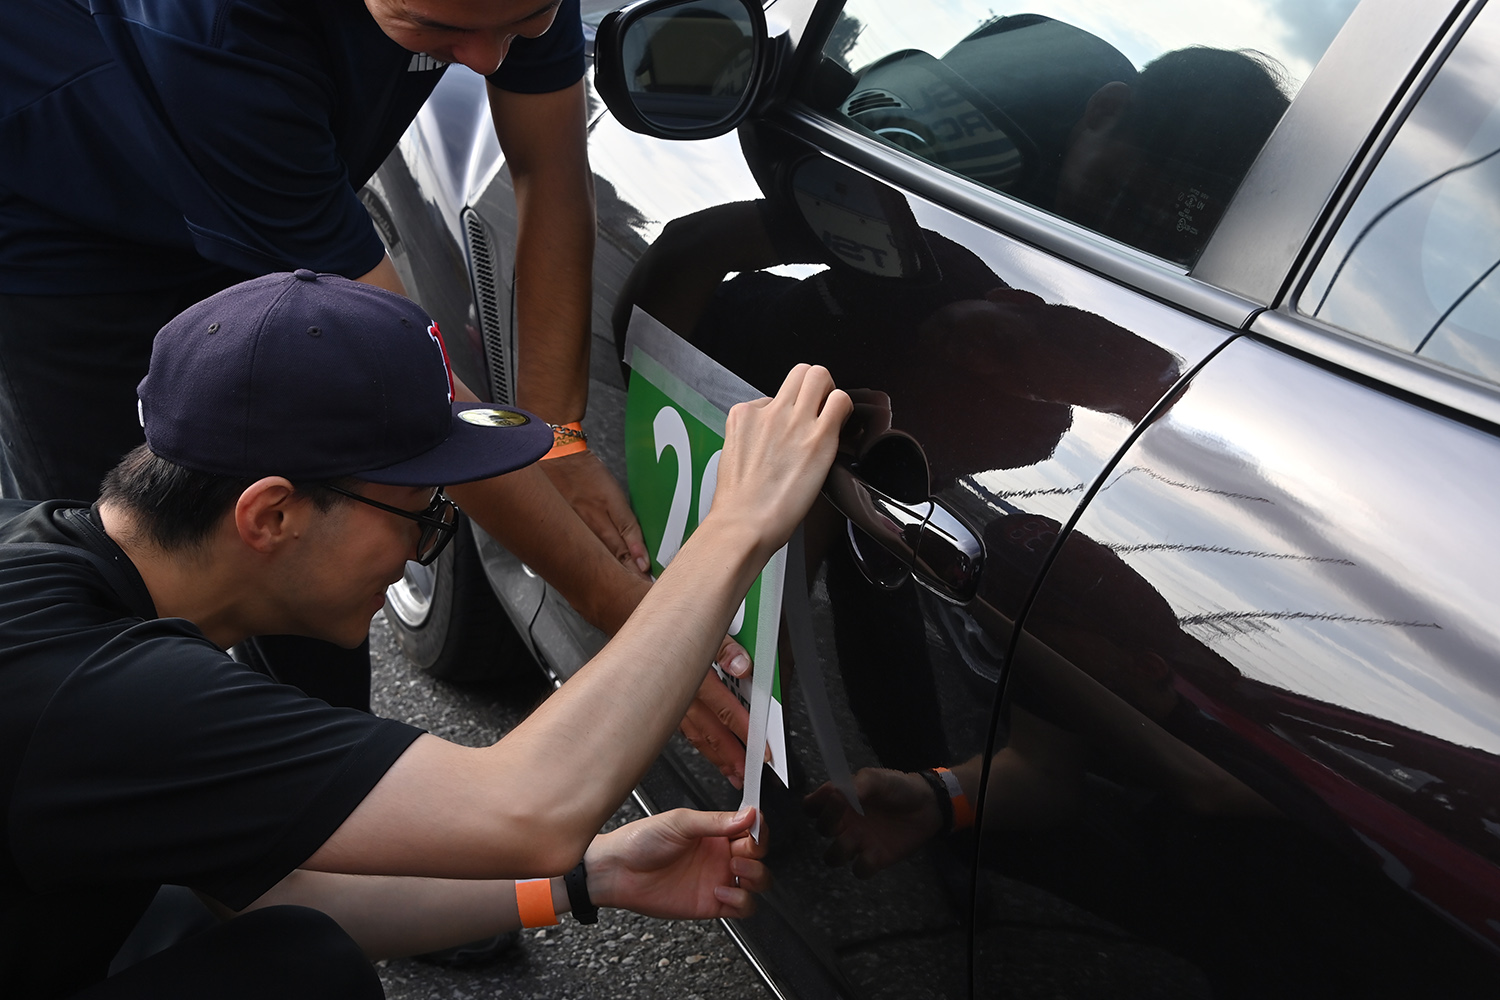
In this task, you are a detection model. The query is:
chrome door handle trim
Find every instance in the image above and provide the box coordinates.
[823,464,984,602]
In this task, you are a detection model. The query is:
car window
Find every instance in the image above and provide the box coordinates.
[805,0,1359,266]
[1300,3,1500,388]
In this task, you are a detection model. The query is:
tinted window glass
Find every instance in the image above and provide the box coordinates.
[808,1,1357,266]
[1301,3,1500,387]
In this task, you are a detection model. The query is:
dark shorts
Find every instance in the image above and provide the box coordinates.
[75,905,382,1000]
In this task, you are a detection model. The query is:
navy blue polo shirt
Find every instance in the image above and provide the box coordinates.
[0,0,584,295]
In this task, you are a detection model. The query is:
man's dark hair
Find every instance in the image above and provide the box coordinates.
[99,445,351,551]
[1117,47,1291,263]
[1127,47,1290,185]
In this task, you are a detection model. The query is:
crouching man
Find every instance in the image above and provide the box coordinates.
[0,270,851,999]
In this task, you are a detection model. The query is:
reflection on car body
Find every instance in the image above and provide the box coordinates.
[369,0,1500,995]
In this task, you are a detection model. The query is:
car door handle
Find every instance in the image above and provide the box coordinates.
[823,464,984,603]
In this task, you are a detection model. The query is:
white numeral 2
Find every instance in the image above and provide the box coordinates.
[654,406,744,635]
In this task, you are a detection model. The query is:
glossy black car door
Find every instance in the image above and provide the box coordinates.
[979,333,1500,997]
[590,84,1233,1000]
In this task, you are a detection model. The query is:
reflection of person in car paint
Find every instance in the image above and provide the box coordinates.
[612,34,1284,781]
[845,16,1292,264]
[616,189,1182,774]
[804,516,1279,882]
[1048,47,1290,263]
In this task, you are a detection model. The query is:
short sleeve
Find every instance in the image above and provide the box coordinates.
[11,620,423,909]
[90,2,390,278]
[487,0,586,94]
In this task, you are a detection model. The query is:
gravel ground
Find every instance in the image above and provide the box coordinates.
[367,611,772,1000]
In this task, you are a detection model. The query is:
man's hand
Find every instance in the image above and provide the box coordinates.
[541,449,651,575]
[804,768,943,879]
[682,660,751,789]
[585,808,769,920]
[710,364,852,557]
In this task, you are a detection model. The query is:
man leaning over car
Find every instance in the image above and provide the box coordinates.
[0,0,764,766]
[0,271,852,998]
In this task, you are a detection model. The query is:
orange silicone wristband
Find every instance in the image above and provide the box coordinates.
[936,767,975,830]
[515,878,558,928]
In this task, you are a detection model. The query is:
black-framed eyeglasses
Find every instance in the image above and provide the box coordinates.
[325,484,459,566]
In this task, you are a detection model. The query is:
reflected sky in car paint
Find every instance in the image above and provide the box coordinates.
[397,66,504,239]
[967,407,1129,522]
[907,200,1213,363]
[836,0,1356,91]
[589,115,763,244]
[1074,338,1500,754]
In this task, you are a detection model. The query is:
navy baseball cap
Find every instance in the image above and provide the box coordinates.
[137,270,552,486]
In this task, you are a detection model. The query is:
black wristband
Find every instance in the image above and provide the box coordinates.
[564,861,599,925]
[915,768,954,835]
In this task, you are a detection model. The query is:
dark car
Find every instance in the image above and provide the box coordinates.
[363,0,1500,995]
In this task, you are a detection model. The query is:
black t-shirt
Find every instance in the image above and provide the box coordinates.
[0,499,424,998]
[0,0,585,294]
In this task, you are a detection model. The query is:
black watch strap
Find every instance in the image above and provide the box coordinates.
[565,861,599,925]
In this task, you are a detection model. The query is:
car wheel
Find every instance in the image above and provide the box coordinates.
[383,514,532,682]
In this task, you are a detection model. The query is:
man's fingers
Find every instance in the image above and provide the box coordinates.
[791,364,837,422]
[819,386,854,426]
[662,806,757,841]
[731,820,769,859]
[711,885,758,918]
[678,700,746,789]
[540,451,652,577]
[684,671,748,785]
[697,668,749,736]
[716,636,752,679]
[772,362,813,407]
[729,856,770,892]
[614,509,651,575]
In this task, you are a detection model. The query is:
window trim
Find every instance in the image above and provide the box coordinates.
[764,105,1263,331]
[1194,0,1470,305]
[1236,0,1500,425]
[1251,308,1500,432]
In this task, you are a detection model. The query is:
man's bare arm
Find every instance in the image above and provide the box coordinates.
[491,80,650,572]
[307,366,851,879]
[356,252,752,778]
[489,80,593,425]
[355,251,647,631]
[239,808,766,959]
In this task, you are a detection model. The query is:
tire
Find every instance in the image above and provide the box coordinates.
[383,514,533,682]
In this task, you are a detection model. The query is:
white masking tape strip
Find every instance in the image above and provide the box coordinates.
[737,542,786,843]
[785,525,863,814]
[626,306,759,416]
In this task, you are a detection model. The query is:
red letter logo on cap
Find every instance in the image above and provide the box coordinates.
[427,322,454,402]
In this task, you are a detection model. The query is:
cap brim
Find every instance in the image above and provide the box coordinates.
[358,404,553,486]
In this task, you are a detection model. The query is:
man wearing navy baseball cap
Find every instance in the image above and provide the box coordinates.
[0,271,852,999]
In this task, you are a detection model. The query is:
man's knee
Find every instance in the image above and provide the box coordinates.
[80,904,382,1000]
[236,906,382,999]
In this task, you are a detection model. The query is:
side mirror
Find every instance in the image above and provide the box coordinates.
[595,0,768,140]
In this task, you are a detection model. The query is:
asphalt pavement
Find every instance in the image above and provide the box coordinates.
[368,611,772,1000]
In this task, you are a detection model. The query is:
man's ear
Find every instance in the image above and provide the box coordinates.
[1081,80,1132,134]
[234,477,302,554]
